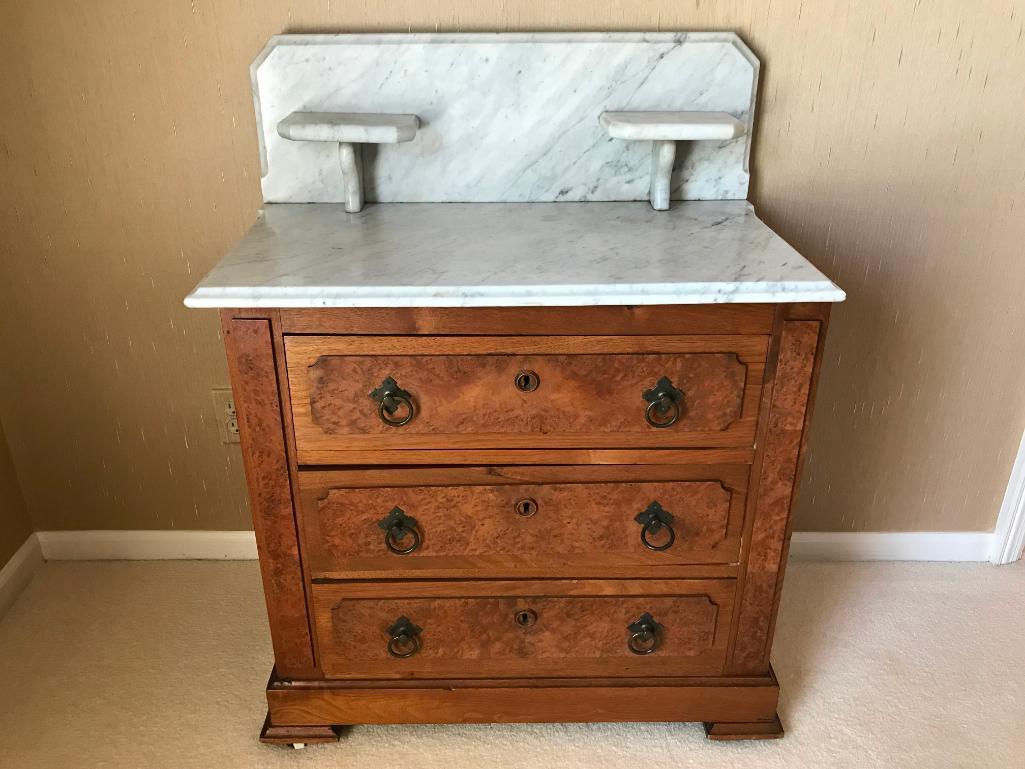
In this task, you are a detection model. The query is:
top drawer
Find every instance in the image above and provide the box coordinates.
[285,335,766,459]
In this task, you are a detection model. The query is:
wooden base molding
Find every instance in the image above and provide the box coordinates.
[263,667,780,735]
[259,714,342,746]
[704,713,784,740]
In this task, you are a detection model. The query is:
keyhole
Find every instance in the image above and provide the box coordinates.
[515,370,540,392]
[514,498,538,517]
[515,609,537,628]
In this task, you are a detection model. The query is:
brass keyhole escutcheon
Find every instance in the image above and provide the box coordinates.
[515,609,538,628]
[514,498,538,517]
[514,370,540,392]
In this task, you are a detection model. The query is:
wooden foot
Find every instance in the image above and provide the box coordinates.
[704,713,784,741]
[260,714,342,746]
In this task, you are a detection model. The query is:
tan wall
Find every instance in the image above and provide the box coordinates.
[0,421,33,565]
[0,1,1022,533]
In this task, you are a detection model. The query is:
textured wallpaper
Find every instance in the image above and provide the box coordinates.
[0,1,1022,532]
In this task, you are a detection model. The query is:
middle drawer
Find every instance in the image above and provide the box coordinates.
[300,465,748,579]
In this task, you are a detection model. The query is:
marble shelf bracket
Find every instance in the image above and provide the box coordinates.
[600,111,746,211]
[276,112,420,212]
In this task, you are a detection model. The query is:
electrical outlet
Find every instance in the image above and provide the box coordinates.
[211,388,240,444]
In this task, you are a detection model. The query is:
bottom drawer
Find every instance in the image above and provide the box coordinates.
[313,579,734,679]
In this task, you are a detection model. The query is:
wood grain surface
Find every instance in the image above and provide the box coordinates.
[221,315,315,678]
[286,335,765,454]
[300,465,747,578]
[266,669,780,726]
[279,305,775,335]
[312,579,734,679]
[729,318,821,674]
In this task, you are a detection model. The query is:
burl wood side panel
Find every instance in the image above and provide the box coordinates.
[300,465,747,577]
[221,315,315,677]
[729,320,821,674]
[313,579,734,679]
[285,335,767,455]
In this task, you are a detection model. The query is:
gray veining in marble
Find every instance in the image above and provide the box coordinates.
[184,201,846,308]
[253,33,758,204]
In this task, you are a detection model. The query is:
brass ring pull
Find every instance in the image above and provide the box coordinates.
[644,397,680,429]
[370,377,416,427]
[377,506,421,556]
[627,613,662,655]
[634,501,677,552]
[378,392,415,427]
[642,376,685,429]
[640,519,676,551]
[387,616,422,658]
[385,524,421,555]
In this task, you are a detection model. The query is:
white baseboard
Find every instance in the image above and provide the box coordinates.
[790,531,994,562]
[0,533,44,619]
[29,529,998,563]
[36,530,258,561]
[991,429,1025,565]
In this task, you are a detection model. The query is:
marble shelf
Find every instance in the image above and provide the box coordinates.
[600,111,746,141]
[601,111,748,212]
[276,112,420,144]
[276,112,421,213]
[184,200,845,309]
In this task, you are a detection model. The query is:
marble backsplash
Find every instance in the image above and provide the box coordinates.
[253,32,759,204]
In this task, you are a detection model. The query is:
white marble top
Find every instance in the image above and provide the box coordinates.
[184,201,845,308]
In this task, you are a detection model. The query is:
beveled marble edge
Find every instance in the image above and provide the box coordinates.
[184,281,845,308]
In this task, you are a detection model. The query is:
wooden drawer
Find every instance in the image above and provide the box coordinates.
[300,465,748,579]
[312,579,734,679]
[284,335,766,460]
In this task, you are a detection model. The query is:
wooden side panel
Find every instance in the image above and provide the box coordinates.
[300,465,748,578]
[729,319,822,674]
[222,314,315,677]
[312,579,734,680]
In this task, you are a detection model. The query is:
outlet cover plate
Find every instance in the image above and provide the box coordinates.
[211,388,240,444]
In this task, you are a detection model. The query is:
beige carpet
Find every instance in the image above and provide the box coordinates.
[0,560,1022,768]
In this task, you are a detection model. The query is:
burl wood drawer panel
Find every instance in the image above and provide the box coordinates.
[312,579,734,679]
[300,465,748,579]
[284,335,766,459]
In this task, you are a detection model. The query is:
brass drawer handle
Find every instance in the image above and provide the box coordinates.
[634,501,677,552]
[642,376,684,428]
[377,506,421,555]
[627,612,662,655]
[369,376,415,427]
[387,616,422,658]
